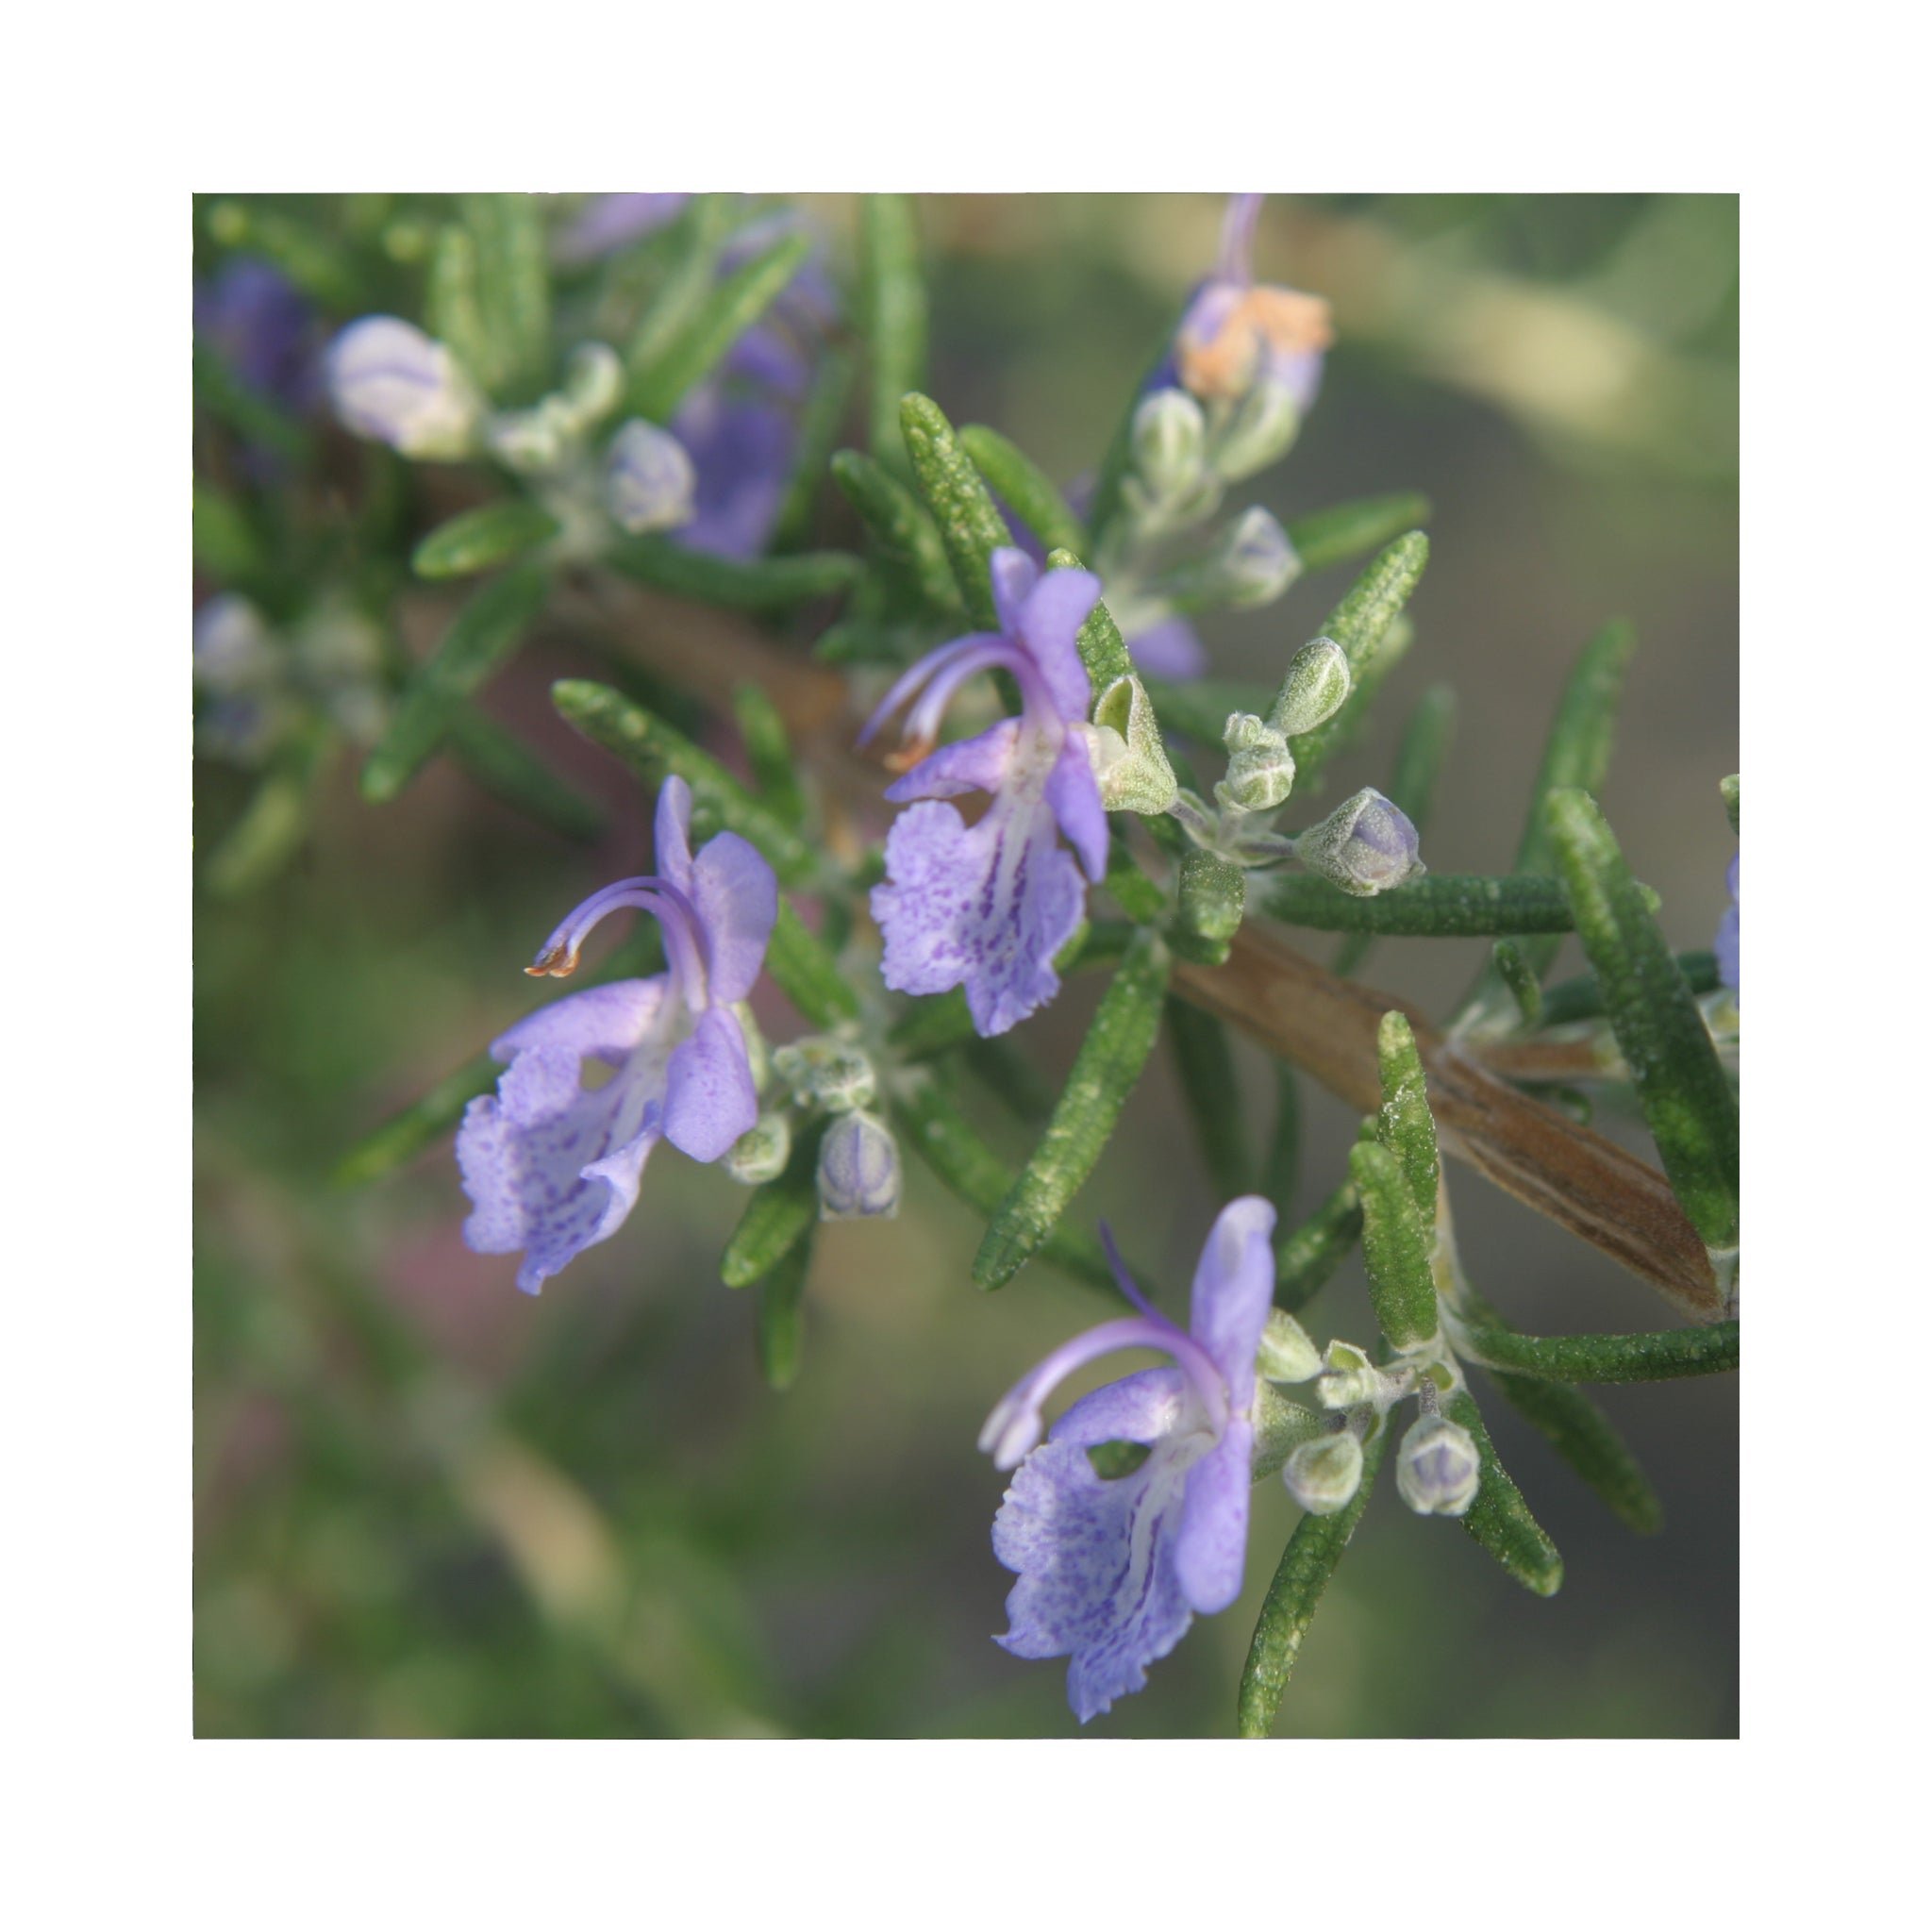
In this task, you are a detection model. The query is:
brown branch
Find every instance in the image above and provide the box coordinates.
[566,581,1724,1326]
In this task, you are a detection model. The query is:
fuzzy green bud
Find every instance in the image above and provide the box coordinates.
[1256,1308,1323,1384]
[1268,637,1351,739]
[1217,712,1296,814]
[1283,1430,1366,1517]
[1086,675,1178,814]
[1394,1412,1481,1517]
[1296,787,1426,897]
[722,1111,791,1187]
[1174,849,1246,964]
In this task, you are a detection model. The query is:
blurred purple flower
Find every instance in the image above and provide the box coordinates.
[982,1197,1277,1722]
[194,257,318,411]
[456,777,776,1294]
[862,549,1106,1038]
[1152,193,1332,415]
[555,193,691,267]
[1716,850,1739,998]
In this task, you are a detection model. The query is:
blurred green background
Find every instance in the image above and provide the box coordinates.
[194,192,1738,1738]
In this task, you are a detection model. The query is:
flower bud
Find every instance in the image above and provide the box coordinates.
[1208,508,1300,609]
[1216,713,1296,814]
[1085,675,1177,814]
[1210,374,1305,482]
[1130,388,1208,495]
[817,1110,901,1220]
[1283,1430,1365,1517]
[192,594,275,693]
[561,341,624,428]
[1268,637,1351,739]
[1394,1413,1481,1517]
[1296,788,1425,897]
[1174,849,1246,965]
[604,419,697,534]
[722,1111,791,1187]
[772,1041,876,1113]
[326,316,482,460]
[1256,1308,1322,1384]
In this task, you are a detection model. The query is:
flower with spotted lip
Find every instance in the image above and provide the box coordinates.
[862,548,1108,1039]
[981,1196,1277,1722]
[456,776,776,1294]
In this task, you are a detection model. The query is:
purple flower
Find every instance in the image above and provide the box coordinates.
[1716,851,1739,998]
[555,193,691,267]
[194,257,318,411]
[863,549,1108,1038]
[326,317,482,460]
[1157,193,1333,415]
[456,777,777,1294]
[982,1197,1278,1722]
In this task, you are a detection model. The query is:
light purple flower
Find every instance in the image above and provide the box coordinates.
[326,317,482,460]
[456,777,777,1295]
[1157,193,1333,415]
[555,192,691,267]
[669,386,795,560]
[194,257,318,411]
[982,1197,1278,1722]
[863,548,1108,1038]
[1716,851,1739,999]
[605,419,698,533]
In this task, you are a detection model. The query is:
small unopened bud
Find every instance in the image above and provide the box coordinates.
[326,316,482,460]
[1085,675,1177,814]
[1210,374,1305,482]
[560,341,624,427]
[1256,1309,1322,1384]
[1209,508,1300,608]
[722,1112,791,1187]
[1316,1339,1406,1411]
[1268,637,1351,738]
[1216,713,1296,814]
[772,1041,876,1112]
[1394,1413,1481,1517]
[604,419,697,534]
[1296,788,1425,897]
[1130,388,1208,494]
[817,1111,901,1220]
[192,595,275,693]
[1283,1430,1365,1516]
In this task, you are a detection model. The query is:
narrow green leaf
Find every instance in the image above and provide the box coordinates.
[605,536,860,611]
[1237,1424,1388,1738]
[1491,940,1543,1028]
[1332,683,1456,976]
[898,392,1013,628]
[765,899,861,1029]
[629,229,812,422]
[204,735,325,898]
[412,501,561,580]
[731,682,805,826]
[1046,547,1136,692]
[771,347,856,554]
[1721,773,1740,835]
[1446,1390,1564,1597]
[192,478,266,587]
[445,707,606,842]
[550,678,819,889]
[1172,849,1245,966]
[1262,1065,1301,1224]
[459,192,552,405]
[757,1230,814,1390]
[332,1052,497,1190]
[1268,873,1586,936]
[890,1079,1119,1295]
[1374,1011,1439,1225]
[424,224,492,391]
[1457,1318,1739,1383]
[721,1119,828,1290]
[1285,493,1434,576]
[858,194,928,478]
[829,449,960,613]
[624,194,733,377]
[1349,1140,1438,1349]
[1547,789,1740,1252]
[1271,531,1427,742]
[1167,998,1255,1199]
[1274,1181,1363,1312]
[961,425,1088,557]
[1538,950,1719,1026]
[362,563,553,803]
[973,929,1173,1290]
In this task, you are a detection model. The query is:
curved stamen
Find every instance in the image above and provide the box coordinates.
[889,641,1042,770]
[526,874,709,1001]
[856,633,1001,749]
[1218,192,1263,286]
[1097,1223,1164,1324]
[977,1313,1231,1472]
